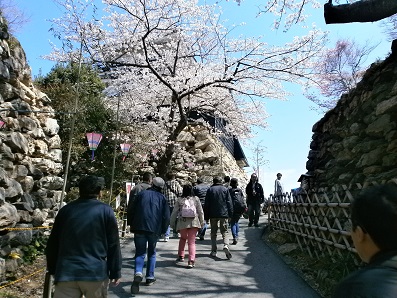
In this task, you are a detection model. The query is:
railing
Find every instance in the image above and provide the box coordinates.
[266,181,387,261]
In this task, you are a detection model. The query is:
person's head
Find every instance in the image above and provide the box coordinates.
[250,173,258,182]
[276,173,282,180]
[230,178,238,188]
[350,183,397,262]
[196,177,204,184]
[224,176,230,183]
[152,177,165,191]
[167,172,176,180]
[182,184,194,197]
[213,176,222,185]
[142,172,153,183]
[79,175,105,197]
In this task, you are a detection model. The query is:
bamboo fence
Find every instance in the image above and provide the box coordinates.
[267,181,391,260]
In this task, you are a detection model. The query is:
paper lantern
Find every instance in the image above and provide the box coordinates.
[120,143,132,161]
[86,132,102,160]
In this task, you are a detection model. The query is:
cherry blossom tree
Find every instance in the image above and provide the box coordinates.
[305,39,378,111]
[47,0,327,175]
[0,0,29,33]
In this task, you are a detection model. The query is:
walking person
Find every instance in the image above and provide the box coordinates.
[127,177,170,294]
[223,175,231,188]
[127,172,152,226]
[170,184,205,268]
[333,183,397,297]
[229,178,247,245]
[193,177,210,240]
[274,172,285,203]
[204,176,234,259]
[45,175,122,298]
[163,172,183,241]
[245,173,264,227]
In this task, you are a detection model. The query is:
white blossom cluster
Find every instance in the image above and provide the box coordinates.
[47,0,327,156]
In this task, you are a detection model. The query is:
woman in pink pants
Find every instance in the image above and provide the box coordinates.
[170,184,205,268]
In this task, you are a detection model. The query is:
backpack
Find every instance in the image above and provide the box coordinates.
[180,197,197,218]
[230,188,246,215]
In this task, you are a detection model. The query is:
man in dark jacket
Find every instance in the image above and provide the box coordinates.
[333,184,397,297]
[245,173,264,227]
[194,177,210,240]
[45,175,122,297]
[204,176,233,259]
[127,172,152,226]
[127,177,170,294]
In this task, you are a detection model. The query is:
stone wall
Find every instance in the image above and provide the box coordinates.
[174,124,248,186]
[141,124,249,187]
[0,17,63,278]
[307,46,397,189]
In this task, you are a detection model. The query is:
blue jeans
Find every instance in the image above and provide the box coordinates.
[197,221,207,237]
[230,214,241,239]
[134,233,158,279]
[165,206,174,237]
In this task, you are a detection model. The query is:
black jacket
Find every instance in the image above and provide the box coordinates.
[229,187,246,215]
[245,181,265,204]
[204,183,233,220]
[127,182,151,225]
[333,250,397,298]
[193,183,210,205]
[128,188,170,236]
[45,197,122,282]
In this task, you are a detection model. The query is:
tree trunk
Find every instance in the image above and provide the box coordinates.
[156,142,176,177]
[324,0,397,24]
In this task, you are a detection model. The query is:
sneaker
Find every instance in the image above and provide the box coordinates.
[131,273,143,294]
[248,222,253,227]
[199,235,204,241]
[187,260,195,268]
[210,251,217,257]
[232,238,238,245]
[223,245,232,259]
[164,236,169,242]
[176,256,185,262]
[146,278,156,286]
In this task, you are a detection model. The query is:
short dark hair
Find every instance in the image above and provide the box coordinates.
[213,176,222,184]
[351,183,397,251]
[142,172,152,182]
[182,184,194,197]
[196,177,204,184]
[79,175,105,196]
[224,176,230,183]
[230,178,238,187]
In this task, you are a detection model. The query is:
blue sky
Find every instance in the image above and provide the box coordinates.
[13,0,391,195]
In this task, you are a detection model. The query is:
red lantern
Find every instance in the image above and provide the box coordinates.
[120,143,132,161]
[86,132,102,160]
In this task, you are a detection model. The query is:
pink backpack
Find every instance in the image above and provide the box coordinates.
[180,197,197,218]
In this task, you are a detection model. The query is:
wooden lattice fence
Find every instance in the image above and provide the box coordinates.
[267,181,391,261]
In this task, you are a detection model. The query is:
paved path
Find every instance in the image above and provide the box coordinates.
[108,216,321,298]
